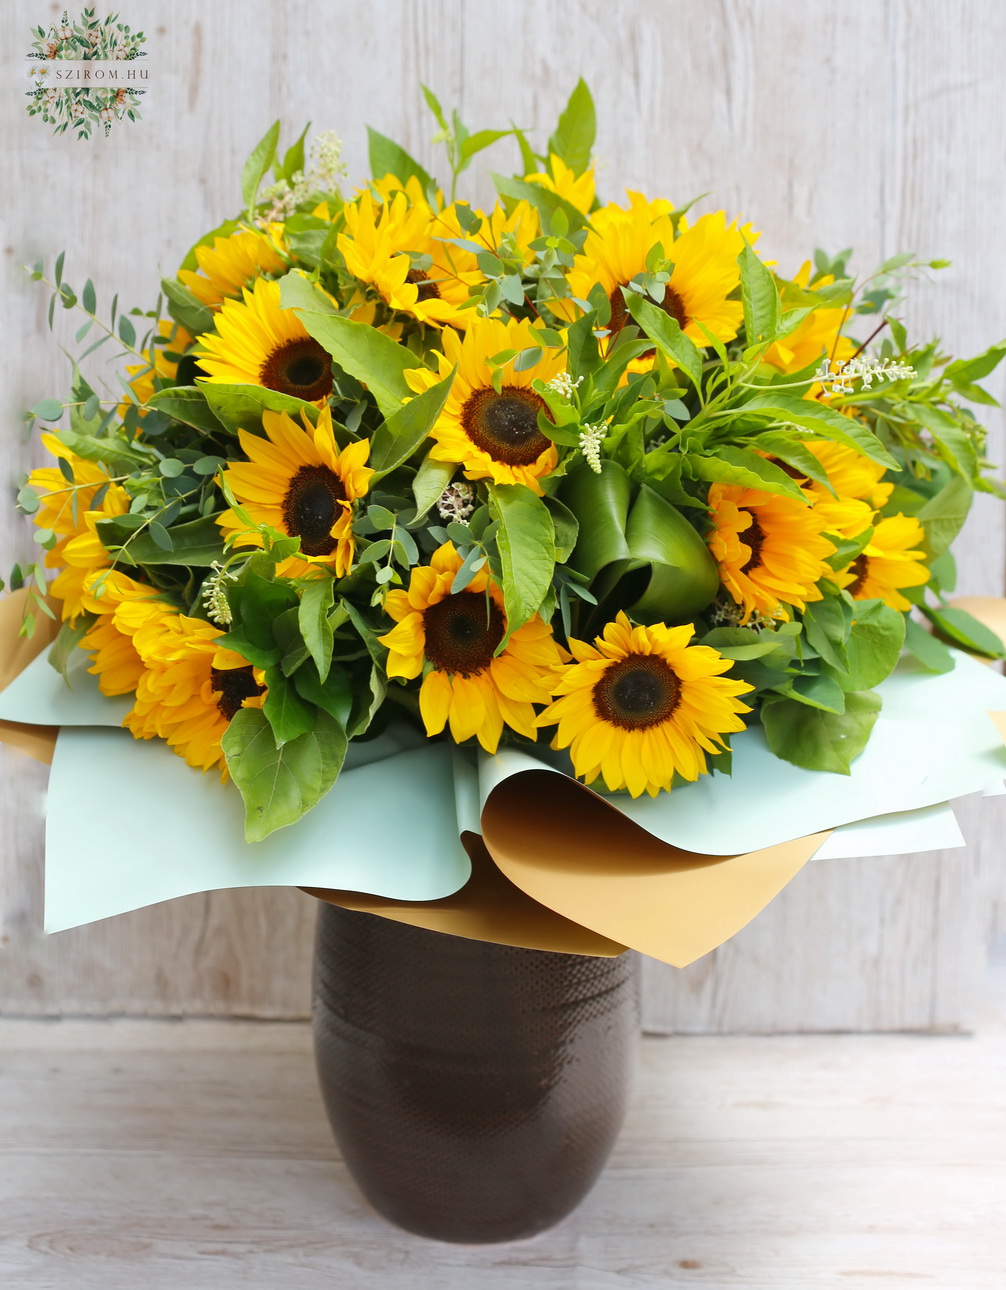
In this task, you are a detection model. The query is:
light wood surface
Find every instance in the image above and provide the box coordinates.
[1,962,1004,1289]
[1,0,1004,1028]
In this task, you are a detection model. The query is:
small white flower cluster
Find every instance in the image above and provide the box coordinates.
[816,354,917,397]
[262,131,347,222]
[201,562,237,627]
[544,372,583,400]
[578,422,606,474]
[436,481,476,525]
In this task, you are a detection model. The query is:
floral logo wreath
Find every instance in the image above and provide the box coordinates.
[25,7,147,139]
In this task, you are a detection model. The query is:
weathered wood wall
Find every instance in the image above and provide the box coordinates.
[1,0,1003,1027]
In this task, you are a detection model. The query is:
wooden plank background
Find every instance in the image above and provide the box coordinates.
[1,0,1003,1027]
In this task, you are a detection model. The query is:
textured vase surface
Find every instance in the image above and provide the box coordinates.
[312,902,639,1243]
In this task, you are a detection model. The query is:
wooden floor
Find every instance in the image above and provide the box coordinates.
[2,970,1005,1289]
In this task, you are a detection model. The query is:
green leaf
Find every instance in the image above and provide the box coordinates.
[293,659,354,727]
[801,596,850,672]
[731,393,899,470]
[843,600,906,690]
[263,668,317,745]
[278,121,310,183]
[739,245,779,344]
[161,277,213,338]
[412,453,455,520]
[544,496,579,563]
[783,671,847,713]
[242,119,281,211]
[904,617,955,673]
[199,383,320,434]
[623,291,703,388]
[279,273,413,419]
[298,578,335,682]
[56,427,151,472]
[487,483,556,640]
[146,387,224,433]
[920,604,1006,659]
[81,278,96,314]
[491,173,589,233]
[944,341,1006,386]
[458,128,514,168]
[562,463,719,622]
[761,690,882,774]
[908,404,978,480]
[367,126,434,192]
[369,367,454,476]
[32,398,64,421]
[97,515,225,566]
[223,707,347,842]
[421,84,447,131]
[743,432,835,492]
[916,476,973,560]
[687,446,807,500]
[546,78,596,176]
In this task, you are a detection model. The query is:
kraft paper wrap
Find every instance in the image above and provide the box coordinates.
[0,589,60,764]
[4,589,1006,964]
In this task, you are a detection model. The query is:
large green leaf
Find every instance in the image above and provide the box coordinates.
[842,600,906,690]
[56,427,152,473]
[546,78,596,176]
[734,392,899,469]
[199,382,319,434]
[562,462,719,623]
[298,578,335,682]
[96,515,226,566]
[920,604,1006,659]
[222,707,347,842]
[687,446,806,500]
[623,292,703,387]
[916,476,973,559]
[242,120,280,211]
[738,244,779,344]
[491,173,590,232]
[411,452,455,520]
[161,278,213,338]
[147,386,224,434]
[279,274,415,420]
[367,126,434,192]
[487,483,556,640]
[760,690,882,774]
[369,368,455,476]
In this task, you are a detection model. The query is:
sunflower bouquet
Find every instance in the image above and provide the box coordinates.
[9,80,1006,850]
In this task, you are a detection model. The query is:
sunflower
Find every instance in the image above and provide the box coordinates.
[556,201,756,354]
[523,154,595,215]
[377,541,565,754]
[797,438,893,540]
[178,224,287,308]
[706,482,837,624]
[762,264,856,377]
[196,276,334,406]
[122,320,194,413]
[79,570,172,696]
[27,436,132,622]
[218,405,373,578]
[123,609,266,775]
[536,612,752,798]
[403,316,563,493]
[833,514,929,611]
[339,188,492,330]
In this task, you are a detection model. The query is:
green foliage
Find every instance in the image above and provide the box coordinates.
[761,690,882,775]
[242,120,281,211]
[546,79,596,177]
[222,707,347,842]
[487,483,556,642]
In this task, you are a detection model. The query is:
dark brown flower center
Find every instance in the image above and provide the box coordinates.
[460,385,551,466]
[593,655,681,730]
[211,665,265,722]
[282,465,346,557]
[607,282,689,353]
[847,554,869,595]
[406,267,441,301]
[260,337,333,402]
[740,516,766,574]
[423,592,506,677]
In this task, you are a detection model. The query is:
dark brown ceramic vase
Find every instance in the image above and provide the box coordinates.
[312,903,639,1243]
